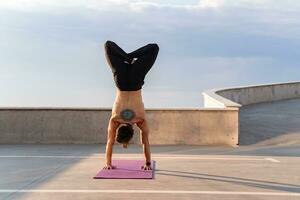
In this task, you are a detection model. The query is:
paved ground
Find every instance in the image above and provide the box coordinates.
[239,98,300,145]
[0,98,300,200]
[0,144,299,200]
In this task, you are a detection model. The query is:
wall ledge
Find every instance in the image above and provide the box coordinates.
[0,107,238,111]
[202,80,300,108]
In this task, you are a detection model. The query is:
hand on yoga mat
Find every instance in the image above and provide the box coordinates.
[141,165,152,170]
[103,164,116,170]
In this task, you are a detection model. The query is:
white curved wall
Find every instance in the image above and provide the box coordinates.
[202,81,300,108]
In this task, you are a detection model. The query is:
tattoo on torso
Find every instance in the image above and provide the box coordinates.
[120,109,135,121]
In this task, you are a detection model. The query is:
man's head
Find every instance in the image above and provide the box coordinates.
[116,123,134,148]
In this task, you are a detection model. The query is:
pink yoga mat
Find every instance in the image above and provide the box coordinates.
[93,160,155,179]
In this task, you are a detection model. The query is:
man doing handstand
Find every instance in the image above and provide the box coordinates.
[103,40,159,170]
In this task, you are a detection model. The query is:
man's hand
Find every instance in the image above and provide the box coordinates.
[103,164,116,170]
[141,161,152,170]
[141,165,152,170]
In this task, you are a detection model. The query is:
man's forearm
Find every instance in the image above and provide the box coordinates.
[143,142,151,163]
[105,141,114,165]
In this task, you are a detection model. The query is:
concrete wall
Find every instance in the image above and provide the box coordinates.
[0,107,239,146]
[4,81,299,146]
[202,81,300,108]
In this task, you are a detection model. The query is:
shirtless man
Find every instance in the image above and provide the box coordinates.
[103,40,159,171]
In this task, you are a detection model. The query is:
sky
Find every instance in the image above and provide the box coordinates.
[0,0,300,108]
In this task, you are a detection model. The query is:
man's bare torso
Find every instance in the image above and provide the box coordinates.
[111,89,146,125]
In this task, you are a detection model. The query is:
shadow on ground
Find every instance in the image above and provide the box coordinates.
[156,169,300,193]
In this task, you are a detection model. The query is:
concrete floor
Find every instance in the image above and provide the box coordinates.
[1,98,300,200]
[239,98,300,145]
[0,144,299,200]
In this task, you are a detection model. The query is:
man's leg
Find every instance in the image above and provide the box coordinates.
[130,43,159,76]
[104,40,133,74]
[128,43,159,58]
[104,40,132,64]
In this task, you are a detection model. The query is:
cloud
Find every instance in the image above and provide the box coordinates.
[0,0,128,12]
[197,0,224,8]
[2,0,300,32]
[0,0,300,108]
[0,0,277,11]
[1,0,300,11]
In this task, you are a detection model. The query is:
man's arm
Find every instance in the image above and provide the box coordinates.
[104,117,119,169]
[137,119,151,169]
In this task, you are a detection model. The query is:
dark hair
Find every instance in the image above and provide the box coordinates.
[116,123,134,148]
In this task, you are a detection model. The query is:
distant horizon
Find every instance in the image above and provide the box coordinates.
[1,0,300,108]
[1,79,300,109]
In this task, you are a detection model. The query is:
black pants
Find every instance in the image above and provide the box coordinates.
[104,40,159,91]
